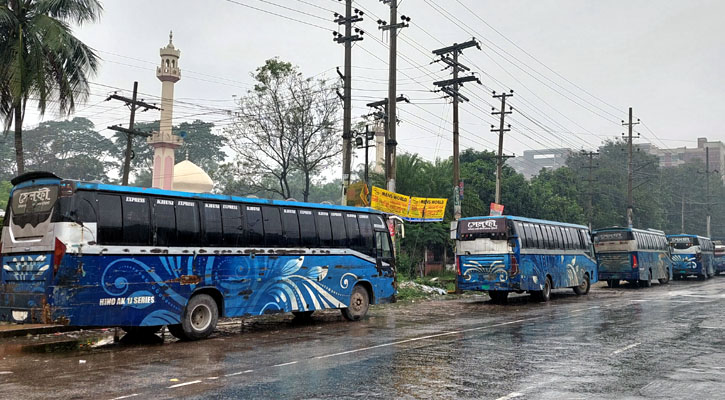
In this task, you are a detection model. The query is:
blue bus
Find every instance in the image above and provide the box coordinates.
[667,234,714,280]
[452,216,598,303]
[0,172,396,340]
[592,227,672,288]
[712,241,725,276]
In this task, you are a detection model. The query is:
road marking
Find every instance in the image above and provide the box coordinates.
[207,376,219,380]
[315,318,538,360]
[496,392,523,400]
[273,361,298,367]
[0,371,13,375]
[110,394,138,400]
[610,342,641,355]
[167,380,202,389]
[224,370,253,377]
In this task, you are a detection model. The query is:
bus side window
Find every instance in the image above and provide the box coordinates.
[203,203,223,246]
[245,206,264,246]
[556,227,565,249]
[534,224,545,249]
[261,206,283,247]
[330,212,348,248]
[121,196,150,245]
[176,200,201,246]
[376,231,392,259]
[346,214,362,252]
[544,226,555,249]
[221,204,243,246]
[521,223,531,248]
[316,211,332,247]
[153,198,176,246]
[358,214,375,256]
[298,210,318,247]
[97,194,123,244]
[74,191,97,222]
[514,222,525,248]
[281,208,300,247]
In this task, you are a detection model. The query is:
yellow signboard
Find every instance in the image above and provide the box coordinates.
[370,186,447,222]
[346,182,370,207]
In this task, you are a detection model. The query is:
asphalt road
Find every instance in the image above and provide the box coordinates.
[1,277,724,399]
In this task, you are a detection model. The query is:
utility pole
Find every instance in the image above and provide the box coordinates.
[622,107,639,227]
[491,90,514,204]
[354,125,375,190]
[681,194,685,233]
[706,147,711,237]
[333,2,364,205]
[378,1,409,193]
[107,81,160,185]
[432,38,481,220]
[582,150,600,230]
[366,95,409,186]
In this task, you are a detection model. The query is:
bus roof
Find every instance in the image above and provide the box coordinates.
[459,215,588,230]
[592,226,667,236]
[666,233,710,240]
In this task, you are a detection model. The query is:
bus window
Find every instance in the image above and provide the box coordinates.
[176,200,200,246]
[203,203,223,246]
[298,209,317,247]
[330,212,348,248]
[262,206,283,247]
[534,224,545,249]
[153,198,176,246]
[245,206,264,246]
[358,214,374,256]
[221,204,243,246]
[97,194,123,244]
[544,225,555,249]
[556,227,565,249]
[122,196,150,245]
[281,208,300,247]
[316,211,332,247]
[514,222,525,248]
[346,214,362,251]
[376,231,392,259]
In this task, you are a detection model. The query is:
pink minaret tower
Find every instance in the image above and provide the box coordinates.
[148,31,183,190]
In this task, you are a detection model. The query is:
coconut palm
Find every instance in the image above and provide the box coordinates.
[0,0,102,175]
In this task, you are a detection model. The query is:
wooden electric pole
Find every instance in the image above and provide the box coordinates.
[491,90,514,204]
[378,1,409,193]
[432,38,481,220]
[334,1,364,205]
[622,107,639,228]
[107,81,160,185]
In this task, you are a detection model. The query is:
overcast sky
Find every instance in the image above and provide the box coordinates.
[20,0,725,173]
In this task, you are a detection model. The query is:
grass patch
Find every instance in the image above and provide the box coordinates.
[396,286,431,301]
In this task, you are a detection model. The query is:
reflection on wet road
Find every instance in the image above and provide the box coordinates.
[1,278,724,399]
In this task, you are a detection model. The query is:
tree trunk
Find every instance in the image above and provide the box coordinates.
[14,106,24,175]
[303,170,311,202]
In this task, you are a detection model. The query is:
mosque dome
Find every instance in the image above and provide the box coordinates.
[172,160,213,193]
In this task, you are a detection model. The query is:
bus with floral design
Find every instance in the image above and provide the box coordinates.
[452,215,598,303]
[667,234,714,280]
[0,172,396,340]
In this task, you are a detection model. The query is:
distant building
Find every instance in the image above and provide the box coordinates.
[643,137,725,179]
[507,148,572,179]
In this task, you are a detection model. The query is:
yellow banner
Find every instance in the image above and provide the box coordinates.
[370,186,447,221]
[346,182,370,207]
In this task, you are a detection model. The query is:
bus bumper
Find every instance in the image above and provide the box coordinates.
[598,271,641,281]
[457,276,519,291]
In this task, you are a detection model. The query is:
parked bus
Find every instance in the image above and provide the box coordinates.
[712,240,725,276]
[592,227,672,288]
[452,216,597,303]
[0,172,396,340]
[667,234,715,280]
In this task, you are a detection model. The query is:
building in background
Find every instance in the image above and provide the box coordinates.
[643,137,725,180]
[507,148,572,179]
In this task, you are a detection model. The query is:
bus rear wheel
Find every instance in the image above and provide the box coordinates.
[169,294,219,341]
[532,277,552,302]
[658,270,670,285]
[342,285,370,321]
[488,291,509,304]
[573,273,590,296]
[639,271,652,288]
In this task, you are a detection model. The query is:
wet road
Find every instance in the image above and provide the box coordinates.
[1,278,724,399]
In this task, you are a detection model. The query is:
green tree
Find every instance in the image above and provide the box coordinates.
[0,0,102,174]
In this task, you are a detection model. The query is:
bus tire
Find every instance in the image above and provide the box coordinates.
[171,294,219,341]
[639,271,652,288]
[488,291,509,304]
[533,277,552,302]
[573,273,590,296]
[292,311,314,319]
[658,270,670,285]
[342,285,370,321]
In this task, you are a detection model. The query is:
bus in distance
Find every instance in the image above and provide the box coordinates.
[452,216,597,303]
[592,227,672,288]
[0,172,396,340]
[667,234,715,280]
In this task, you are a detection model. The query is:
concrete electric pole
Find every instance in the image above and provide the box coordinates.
[622,107,640,228]
[582,150,600,230]
[491,90,514,205]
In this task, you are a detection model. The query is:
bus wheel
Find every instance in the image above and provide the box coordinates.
[533,277,552,302]
[292,311,314,319]
[170,294,219,341]
[639,272,652,288]
[658,270,670,285]
[488,291,509,304]
[573,273,590,296]
[342,285,370,321]
[121,326,162,336]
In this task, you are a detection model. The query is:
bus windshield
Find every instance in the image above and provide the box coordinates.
[670,236,697,250]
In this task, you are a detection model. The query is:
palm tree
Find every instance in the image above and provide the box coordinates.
[0,0,102,175]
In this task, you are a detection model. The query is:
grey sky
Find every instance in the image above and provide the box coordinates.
[22,0,725,171]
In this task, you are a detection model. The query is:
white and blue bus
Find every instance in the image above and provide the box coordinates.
[452,216,598,303]
[0,172,396,340]
[667,234,715,280]
[592,227,672,288]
